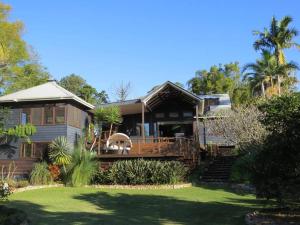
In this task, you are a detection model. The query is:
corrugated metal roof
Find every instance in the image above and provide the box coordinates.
[0,81,94,109]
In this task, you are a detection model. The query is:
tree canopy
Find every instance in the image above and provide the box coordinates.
[0,2,50,95]
[187,62,240,95]
[59,74,109,105]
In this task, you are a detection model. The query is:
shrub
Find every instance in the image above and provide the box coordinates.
[15,180,29,188]
[30,162,53,185]
[0,181,12,200]
[252,93,300,205]
[93,159,188,185]
[48,165,60,181]
[230,153,254,184]
[66,142,98,187]
[49,136,72,173]
[92,169,111,184]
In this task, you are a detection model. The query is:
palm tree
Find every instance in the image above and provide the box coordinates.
[243,51,298,97]
[49,136,72,173]
[253,16,300,94]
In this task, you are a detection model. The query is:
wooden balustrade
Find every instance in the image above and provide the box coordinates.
[90,136,198,160]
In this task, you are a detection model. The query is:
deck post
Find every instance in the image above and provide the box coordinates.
[138,139,141,155]
[141,102,145,143]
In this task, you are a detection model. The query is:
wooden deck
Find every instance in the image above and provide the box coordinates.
[92,137,200,168]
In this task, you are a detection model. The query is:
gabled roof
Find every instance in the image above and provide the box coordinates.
[100,81,203,115]
[0,81,94,109]
[141,81,202,105]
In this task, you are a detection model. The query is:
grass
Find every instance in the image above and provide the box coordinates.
[5,185,265,225]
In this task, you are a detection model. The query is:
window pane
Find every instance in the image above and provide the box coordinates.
[31,108,43,125]
[22,143,32,158]
[34,143,49,159]
[21,109,31,124]
[44,107,53,124]
[183,112,193,118]
[169,112,179,118]
[55,107,65,124]
[155,113,164,118]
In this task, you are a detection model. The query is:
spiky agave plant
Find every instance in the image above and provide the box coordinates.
[66,140,98,187]
[49,136,72,173]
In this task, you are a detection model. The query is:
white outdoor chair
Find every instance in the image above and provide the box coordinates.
[105,133,132,154]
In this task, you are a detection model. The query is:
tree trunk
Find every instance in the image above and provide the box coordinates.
[277,74,281,96]
[261,81,266,98]
[109,123,113,136]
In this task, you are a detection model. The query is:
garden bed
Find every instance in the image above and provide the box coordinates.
[246,209,300,225]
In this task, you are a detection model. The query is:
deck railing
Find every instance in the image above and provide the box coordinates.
[92,136,198,161]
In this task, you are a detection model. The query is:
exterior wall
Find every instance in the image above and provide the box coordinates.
[0,102,92,160]
[67,125,82,147]
[119,98,196,137]
[0,108,21,159]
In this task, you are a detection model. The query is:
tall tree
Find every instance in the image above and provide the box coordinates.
[4,62,50,94]
[0,2,50,95]
[0,2,28,69]
[79,84,98,104]
[253,16,300,94]
[59,74,86,96]
[243,50,298,97]
[187,62,240,95]
[60,74,109,105]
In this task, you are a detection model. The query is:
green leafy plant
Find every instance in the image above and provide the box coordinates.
[49,136,72,173]
[30,162,52,185]
[66,141,98,187]
[94,106,122,137]
[251,93,300,206]
[93,159,188,185]
[15,180,29,188]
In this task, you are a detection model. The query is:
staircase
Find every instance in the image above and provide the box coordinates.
[200,156,237,182]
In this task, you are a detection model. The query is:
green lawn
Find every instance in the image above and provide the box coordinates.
[6,186,263,225]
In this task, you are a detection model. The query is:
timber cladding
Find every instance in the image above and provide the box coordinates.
[67,104,82,128]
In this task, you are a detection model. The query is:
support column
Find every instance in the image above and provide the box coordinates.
[141,102,145,142]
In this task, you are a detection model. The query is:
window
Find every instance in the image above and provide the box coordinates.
[34,143,49,159]
[183,111,193,118]
[44,106,54,125]
[21,143,33,158]
[31,108,43,125]
[55,106,65,124]
[136,123,150,137]
[21,109,31,124]
[21,142,49,159]
[155,113,164,119]
[169,112,179,118]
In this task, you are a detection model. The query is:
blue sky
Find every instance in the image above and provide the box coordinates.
[5,0,300,100]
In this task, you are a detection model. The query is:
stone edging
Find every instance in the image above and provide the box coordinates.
[90,183,192,190]
[12,183,192,193]
[13,184,64,193]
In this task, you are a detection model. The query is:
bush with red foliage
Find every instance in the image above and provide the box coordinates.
[48,165,60,181]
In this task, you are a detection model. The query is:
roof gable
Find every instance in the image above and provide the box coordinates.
[0,81,94,109]
[141,81,202,109]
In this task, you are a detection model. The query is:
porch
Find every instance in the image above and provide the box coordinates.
[91,136,200,167]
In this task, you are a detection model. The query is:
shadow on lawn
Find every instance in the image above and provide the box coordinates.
[8,191,261,225]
